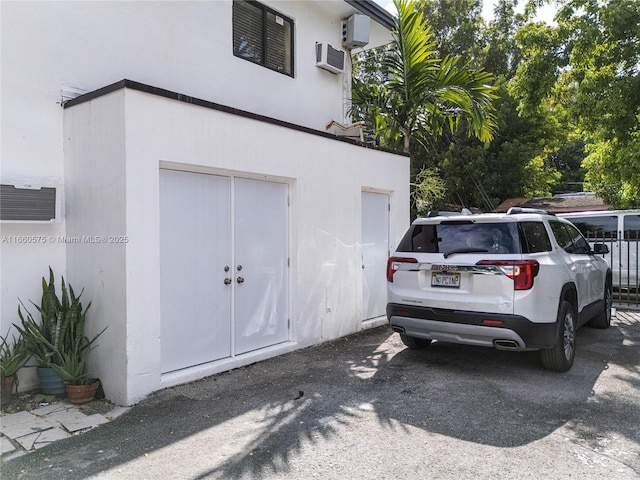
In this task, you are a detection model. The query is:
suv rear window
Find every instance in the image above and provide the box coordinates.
[397,221,521,254]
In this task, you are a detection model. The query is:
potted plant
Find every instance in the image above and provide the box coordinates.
[0,333,31,408]
[14,268,106,397]
[50,352,100,404]
[15,302,65,395]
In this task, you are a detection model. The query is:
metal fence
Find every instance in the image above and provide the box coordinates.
[585,231,640,308]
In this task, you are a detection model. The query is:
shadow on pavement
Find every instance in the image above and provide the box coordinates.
[2,315,638,479]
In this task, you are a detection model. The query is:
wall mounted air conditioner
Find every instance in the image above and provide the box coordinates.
[316,43,345,74]
[0,184,60,222]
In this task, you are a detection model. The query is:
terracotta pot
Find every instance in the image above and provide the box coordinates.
[66,380,100,405]
[1,374,16,408]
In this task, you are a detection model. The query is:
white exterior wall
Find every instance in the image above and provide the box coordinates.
[1,1,403,405]
[62,87,408,405]
[1,0,387,133]
[63,91,130,402]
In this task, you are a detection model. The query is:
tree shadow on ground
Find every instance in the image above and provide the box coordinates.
[3,316,638,479]
[197,315,640,478]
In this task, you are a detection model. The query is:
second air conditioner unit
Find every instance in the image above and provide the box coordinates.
[0,183,60,222]
[316,43,345,74]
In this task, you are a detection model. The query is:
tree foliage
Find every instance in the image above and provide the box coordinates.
[354,0,639,210]
[514,0,640,207]
[412,0,563,209]
[351,0,500,215]
[417,0,485,65]
[351,0,497,154]
[411,167,447,215]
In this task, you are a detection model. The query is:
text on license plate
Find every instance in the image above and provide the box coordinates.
[431,272,461,288]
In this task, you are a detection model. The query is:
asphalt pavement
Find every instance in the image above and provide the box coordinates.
[2,311,639,479]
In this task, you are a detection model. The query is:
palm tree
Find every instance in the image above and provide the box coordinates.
[352,0,497,153]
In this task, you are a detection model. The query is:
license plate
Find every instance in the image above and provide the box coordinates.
[431,272,461,288]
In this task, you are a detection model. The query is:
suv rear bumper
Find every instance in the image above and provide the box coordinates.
[387,303,558,350]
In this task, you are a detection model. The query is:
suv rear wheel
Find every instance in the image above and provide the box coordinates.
[400,334,432,349]
[540,300,576,372]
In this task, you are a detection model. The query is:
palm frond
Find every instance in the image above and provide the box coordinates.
[351,0,498,152]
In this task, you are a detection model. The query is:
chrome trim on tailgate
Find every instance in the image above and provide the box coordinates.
[422,264,505,275]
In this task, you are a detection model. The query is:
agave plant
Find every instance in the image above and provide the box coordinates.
[14,268,106,369]
[0,333,30,377]
[50,351,95,385]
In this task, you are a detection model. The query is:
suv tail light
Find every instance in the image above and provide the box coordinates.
[476,260,540,290]
[386,257,418,282]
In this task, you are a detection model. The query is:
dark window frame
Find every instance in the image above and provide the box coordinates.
[232,0,295,77]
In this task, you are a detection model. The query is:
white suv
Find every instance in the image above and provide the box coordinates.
[386,208,612,372]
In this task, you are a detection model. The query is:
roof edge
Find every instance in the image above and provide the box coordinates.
[63,79,408,157]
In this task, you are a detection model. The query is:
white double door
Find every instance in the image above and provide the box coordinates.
[160,169,289,374]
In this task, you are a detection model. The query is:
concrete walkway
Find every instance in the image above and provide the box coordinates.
[1,399,130,462]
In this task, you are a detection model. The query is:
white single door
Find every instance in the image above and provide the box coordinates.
[160,169,232,373]
[234,178,289,354]
[361,191,389,320]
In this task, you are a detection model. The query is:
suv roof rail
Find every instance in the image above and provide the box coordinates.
[426,209,474,218]
[507,207,555,216]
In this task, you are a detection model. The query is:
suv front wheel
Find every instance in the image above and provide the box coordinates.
[589,281,612,329]
[540,300,576,372]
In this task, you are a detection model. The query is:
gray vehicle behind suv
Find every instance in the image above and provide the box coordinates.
[386,208,612,372]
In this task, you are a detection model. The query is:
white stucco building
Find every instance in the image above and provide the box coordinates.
[1,0,409,406]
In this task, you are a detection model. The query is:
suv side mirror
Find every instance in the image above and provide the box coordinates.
[592,243,610,255]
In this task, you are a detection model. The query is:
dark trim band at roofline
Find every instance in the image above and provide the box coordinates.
[63,79,406,157]
[348,0,395,31]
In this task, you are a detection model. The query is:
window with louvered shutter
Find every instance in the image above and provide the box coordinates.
[233,1,294,77]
